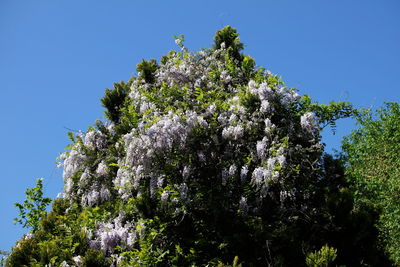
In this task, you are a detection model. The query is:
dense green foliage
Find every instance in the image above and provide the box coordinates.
[6,27,395,266]
[342,102,400,265]
[305,245,337,267]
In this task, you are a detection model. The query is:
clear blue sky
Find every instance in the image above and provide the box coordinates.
[1,0,399,253]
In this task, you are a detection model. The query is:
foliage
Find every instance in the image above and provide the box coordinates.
[342,102,400,265]
[6,26,390,266]
[136,59,158,84]
[305,245,337,267]
[13,178,52,232]
[213,26,244,62]
[298,95,356,134]
[101,81,129,124]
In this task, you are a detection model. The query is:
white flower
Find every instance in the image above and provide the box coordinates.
[100,186,111,201]
[127,232,137,247]
[87,190,100,206]
[161,190,169,202]
[260,100,271,113]
[62,147,86,181]
[157,175,165,188]
[84,130,105,149]
[92,216,136,254]
[114,168,132,198]
[301,112,318,132]
[264,118,275,132]
[206,104,217,115]
[222,125,244,140]
[229,114,238,124]
[248,80,257,93]
[276,146,285,156]
[182,166,190,180]
[277,155,286,166]
[60,261,70,267]
[198,151,206,162]
[267,157,276,170]
[24,233,33,240]
[252,167,271,186]
[73,255,83,266]
[240,165,249,183]
[229,165,237,176]
[220,70,232,83]
[258,82,273,100]
[150,177,158,198]
[96,161,108,176]
[65,177,74,195]
[289,91,300,101]
[256,137,268,159]
[80,169,90,184]
[217,113,229,125]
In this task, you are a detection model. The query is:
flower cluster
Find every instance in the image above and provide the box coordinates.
[89,214,138,254]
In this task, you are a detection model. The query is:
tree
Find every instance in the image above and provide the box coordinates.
[342,102,400,265]
[7,26,385,267]
[14,178,52,232]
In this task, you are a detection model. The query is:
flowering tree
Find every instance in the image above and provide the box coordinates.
[7,26,384,267]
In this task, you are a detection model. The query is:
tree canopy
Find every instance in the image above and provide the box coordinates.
[342,102,400,265]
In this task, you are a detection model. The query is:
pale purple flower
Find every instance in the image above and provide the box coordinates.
[260,100,271,113]
[267,157,276,170]
[277,155,286,167]
[301,112,318,132]
[157,176,165,188]
[182,166,190,180]
[73,256,83,266]
[229,164,237,177]
[252,167,272,186]
[256,137,268,159]
[96,161,108,176]
[161,190,169,202]
[150,177,158,198]
[222,125,244,140]
[240,166,249,183]
[264,118,275,132]
[258,82,273,100]
[84,130,105,149]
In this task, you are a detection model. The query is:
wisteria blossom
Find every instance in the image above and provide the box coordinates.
[240,165,249,183]
[161,190,169,202]
[301,112,318,132]
[222,125,244,140]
